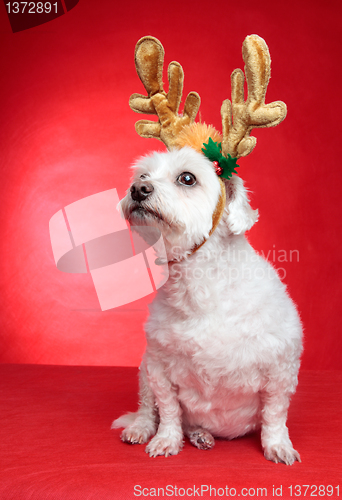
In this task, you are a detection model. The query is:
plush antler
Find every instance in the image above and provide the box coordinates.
[129,36,201,149]
[221,35,287,159]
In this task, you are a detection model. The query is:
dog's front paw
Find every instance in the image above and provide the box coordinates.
[264,443,301,465]
[146,435,183,457]
[121,424,154,445]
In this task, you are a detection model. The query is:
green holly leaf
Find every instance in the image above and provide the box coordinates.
[220,154,239,179]
[201,138,239,179]
[201,137,222,162]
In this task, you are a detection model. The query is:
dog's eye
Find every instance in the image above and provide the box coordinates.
[177,172,196,186]
[140,174,148,179]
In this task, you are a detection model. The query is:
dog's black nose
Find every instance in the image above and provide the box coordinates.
[130,181,154,202]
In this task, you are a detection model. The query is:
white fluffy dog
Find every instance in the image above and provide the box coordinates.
[113,146,302,465]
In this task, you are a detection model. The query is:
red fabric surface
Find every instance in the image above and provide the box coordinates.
[0,0,342,369]
[1,364,341,499]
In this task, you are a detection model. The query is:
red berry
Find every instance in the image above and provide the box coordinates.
[213,161,223,176]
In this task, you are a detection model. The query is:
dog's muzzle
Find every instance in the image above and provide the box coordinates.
[130,181,154,202]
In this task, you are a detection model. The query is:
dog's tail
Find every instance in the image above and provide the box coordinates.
[111,412,138,429]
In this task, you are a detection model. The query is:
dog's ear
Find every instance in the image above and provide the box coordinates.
[225,176,258,234]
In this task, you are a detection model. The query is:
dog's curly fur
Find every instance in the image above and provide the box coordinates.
[113,147,303,464]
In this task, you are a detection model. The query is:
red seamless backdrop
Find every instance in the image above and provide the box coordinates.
[0,0,341,369]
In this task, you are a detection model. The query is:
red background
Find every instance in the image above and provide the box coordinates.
[0,0,341,369]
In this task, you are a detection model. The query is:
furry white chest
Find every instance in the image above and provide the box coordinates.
[147,234,300,375]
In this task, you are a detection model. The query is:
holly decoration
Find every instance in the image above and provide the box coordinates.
[201,138,239,179]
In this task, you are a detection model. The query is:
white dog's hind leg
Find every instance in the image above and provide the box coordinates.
[260,386,301,465]
[112,363,158,444]
[185,426,215,450]
[144,360,184,458]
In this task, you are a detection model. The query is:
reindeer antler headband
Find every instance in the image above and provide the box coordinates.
[129,35,286,244]
[129,36,201,150]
